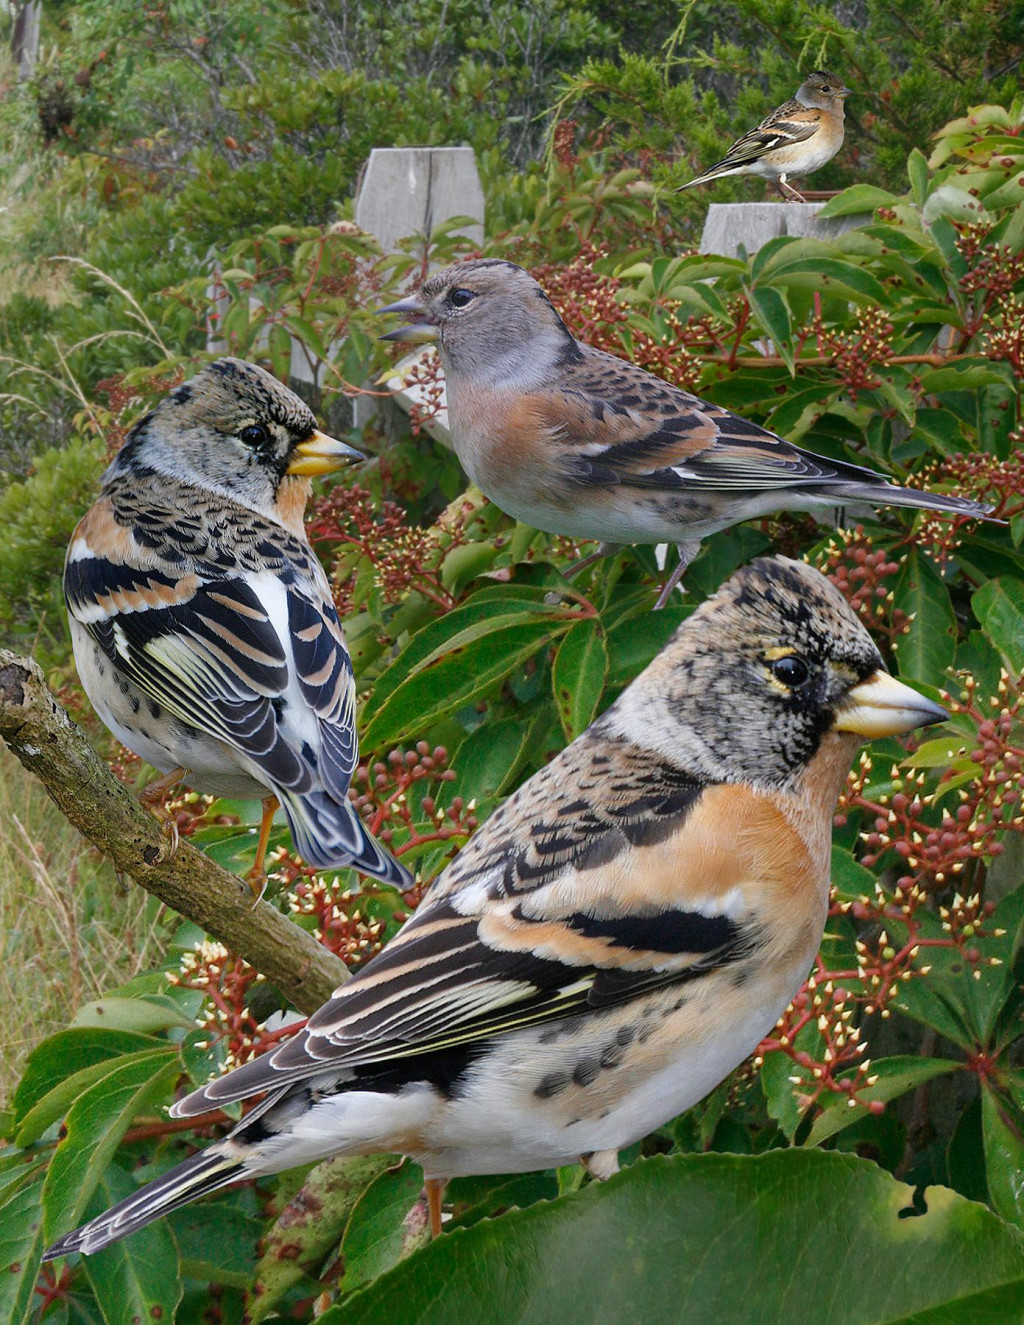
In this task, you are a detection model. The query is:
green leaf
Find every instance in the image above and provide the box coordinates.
[361,588,563,726]
[42,1049,179,1243]
[362,619,568,752]
[0,1161,47,1325]
[982,1086,1024,1228]
[339,1160,428,1294]
[252,1154,393,1323]
[552,619,608,741]
[72,994,197,1034]
[605,605,689,690]
[81,1165,183,1325]
[170,1198,263,1289]
[818,185,900,217]
[830,845,879,903]
[972,579,1024,675]
[918,362,1014,393]
[806,1057,961,1146]
[747,285,794,371]
[12,1028,167,1132]
[443,712,546,809]
[893,549,957,686]
[329,1152,1024,1324]
[908,148,931,205]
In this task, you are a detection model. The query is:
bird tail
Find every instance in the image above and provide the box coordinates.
[42,1147,246,1261]
[826,482,992,519]
[278,789,412,887]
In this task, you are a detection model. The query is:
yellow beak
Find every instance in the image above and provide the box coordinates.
[286,430,365,478]
[833,670,948,738]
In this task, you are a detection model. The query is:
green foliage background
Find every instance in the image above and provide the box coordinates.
[0,2,1023,1322]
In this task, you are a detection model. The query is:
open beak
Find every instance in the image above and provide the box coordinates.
[287,429,365,477]
[378,295,438,344]
[833,670,948,739]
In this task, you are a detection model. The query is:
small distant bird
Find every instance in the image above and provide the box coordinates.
[64,357,410,897]
[676,71,852,202]
[379,259,990,606]
[44,556,947,1258]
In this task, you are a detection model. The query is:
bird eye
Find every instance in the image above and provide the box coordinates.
[448,288,476,309]
[770,654,810,688]
[240,424,269,449]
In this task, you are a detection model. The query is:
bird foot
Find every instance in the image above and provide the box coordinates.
[653,541,701,609]
[581,1149,620,1181]
[138,767,185,862]
[244,867,268,908]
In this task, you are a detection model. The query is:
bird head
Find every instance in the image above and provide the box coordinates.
[108,358,364,515]
[612,556,946,792]
[796,70,852,110]
[379,259,579,386]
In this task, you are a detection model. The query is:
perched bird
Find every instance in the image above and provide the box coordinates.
[45,556,947,1257]
[64,357,410,897]
[676,71,852,202]
[380,259,990,607]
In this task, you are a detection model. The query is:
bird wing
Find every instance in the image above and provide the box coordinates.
[531,347,863,494]
[173,732,779,1115]
[65,498,356,796]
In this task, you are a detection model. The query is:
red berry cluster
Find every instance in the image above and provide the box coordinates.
[815,529,909,646]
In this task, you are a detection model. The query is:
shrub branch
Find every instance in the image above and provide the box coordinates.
[0,648,350,1014]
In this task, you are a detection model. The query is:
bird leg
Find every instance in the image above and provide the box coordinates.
[653,540,702,610]
[424,1177,446,1237]
[562,541,624,582]
[245,794,279,905]
[138,766,186,861]
[581,1149,620,1181]
[776,176,807,203]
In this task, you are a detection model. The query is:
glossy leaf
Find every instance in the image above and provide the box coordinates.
[252,1154,393,1323]
[331,1152,1024,1324]
[806,1057,961,1146]
[0,1160,47,1325]
[894,549,957,686]
[362,619,569,753]
[339,1159,429,1294]
[42,1049,179,1243]
[973,579,1024,675]
[982,1086,1024,1229]
[81,1165,183,1325]
[552,618,608,741]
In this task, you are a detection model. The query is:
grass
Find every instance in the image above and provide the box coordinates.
[0,745,173,1105]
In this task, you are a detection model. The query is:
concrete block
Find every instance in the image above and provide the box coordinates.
[700,201,870,258]
[355,147,485,256]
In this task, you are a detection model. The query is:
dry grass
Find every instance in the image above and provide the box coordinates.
[0,746,172,1104]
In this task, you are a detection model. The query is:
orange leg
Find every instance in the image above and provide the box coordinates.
[425,1177,446,1237]
[245,794,279,904]
[138,766,186,860]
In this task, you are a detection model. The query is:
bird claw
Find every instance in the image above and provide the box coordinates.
[245,869,268,909]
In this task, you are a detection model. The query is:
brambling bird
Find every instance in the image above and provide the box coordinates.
[379,259,990,607]
[45,556,947,1257]
[676,71,852,202]
[63,357,410,897]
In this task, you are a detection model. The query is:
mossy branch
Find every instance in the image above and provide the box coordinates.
[0,649,350,1015]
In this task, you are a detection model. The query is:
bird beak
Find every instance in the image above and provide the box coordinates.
[378,295,438,344]
[836,86,853,98]
[287,429,365,477]
[833,670,948,738]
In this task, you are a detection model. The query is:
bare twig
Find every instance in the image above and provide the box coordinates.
[0,650,350,1015]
